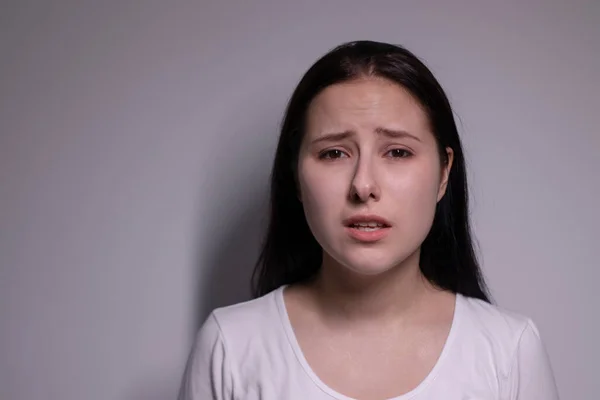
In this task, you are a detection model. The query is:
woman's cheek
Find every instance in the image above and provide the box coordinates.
[301,173,340,219]
[388,167,440,227]
[299,166,348,237]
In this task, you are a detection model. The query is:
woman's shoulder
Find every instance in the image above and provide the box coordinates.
[198,286,287,350]
[459,294,533,334]
[179,287,292,398]
[457,294,543,355]
[456,295,559,397]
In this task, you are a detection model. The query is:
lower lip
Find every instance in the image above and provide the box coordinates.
[345,226,391,242]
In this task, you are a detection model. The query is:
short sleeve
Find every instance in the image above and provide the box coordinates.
[177,313,235,400]
[504,319,560,400]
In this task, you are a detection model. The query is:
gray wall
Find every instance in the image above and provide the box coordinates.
[1,1,598,399]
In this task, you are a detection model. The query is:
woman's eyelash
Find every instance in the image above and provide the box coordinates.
[318,148,412,160]
[386,149,412,158]
[318,149,348,159]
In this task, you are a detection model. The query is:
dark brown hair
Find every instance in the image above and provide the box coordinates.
[252,40,490,302]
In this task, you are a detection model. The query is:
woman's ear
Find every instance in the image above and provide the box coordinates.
[437,147,454,202]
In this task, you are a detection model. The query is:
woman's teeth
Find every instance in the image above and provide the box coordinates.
[351,222,385,231]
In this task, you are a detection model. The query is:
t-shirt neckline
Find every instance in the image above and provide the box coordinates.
[274,284,463,400]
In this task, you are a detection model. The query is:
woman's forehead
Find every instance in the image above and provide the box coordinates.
[305,78,431,138]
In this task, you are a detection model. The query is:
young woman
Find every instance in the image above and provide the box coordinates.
[178,40,559,400]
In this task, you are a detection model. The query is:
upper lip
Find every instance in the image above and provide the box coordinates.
[343,214,392,227]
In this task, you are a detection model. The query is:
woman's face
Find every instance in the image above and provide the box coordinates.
[297,77,453,276]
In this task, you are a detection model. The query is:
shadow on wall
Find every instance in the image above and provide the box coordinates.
[127,373,179,400]
[167,76,284,400]
[125,191,269,400]
[142,181,269,400]
[190,80,286,334]
[195,184,270,333]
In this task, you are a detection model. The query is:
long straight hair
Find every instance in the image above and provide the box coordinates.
[252,40,490,302]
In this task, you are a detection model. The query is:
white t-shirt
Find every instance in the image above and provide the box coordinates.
[178,285,559,400]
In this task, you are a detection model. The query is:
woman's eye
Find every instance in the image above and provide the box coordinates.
[319,149,348,160]
[387,149,412,158]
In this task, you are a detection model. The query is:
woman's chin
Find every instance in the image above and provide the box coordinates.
[337,257,398,277]
[347,264,395,277]
[322,247,416,278]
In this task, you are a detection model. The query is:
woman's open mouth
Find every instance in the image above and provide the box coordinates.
[349,222,387,231]
[343,215,392,242]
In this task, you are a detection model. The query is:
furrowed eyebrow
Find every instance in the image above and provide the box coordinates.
[309,127,421,145]
[375,127,421,142]
[310,130,353,145]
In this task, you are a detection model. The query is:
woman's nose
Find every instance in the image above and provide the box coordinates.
[349,157,381,203]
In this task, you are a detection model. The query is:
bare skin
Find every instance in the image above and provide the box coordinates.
[284,281,455,400]
[286,76,456,399]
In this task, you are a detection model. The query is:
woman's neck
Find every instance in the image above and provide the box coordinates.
[308,249,440,325]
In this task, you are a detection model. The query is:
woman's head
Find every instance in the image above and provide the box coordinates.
[252,40,490,302]
[298,76,453,280]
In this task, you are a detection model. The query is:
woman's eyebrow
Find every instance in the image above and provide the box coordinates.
[310,130,353,145]
[375,127,421,142]
[311,128,421,145]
